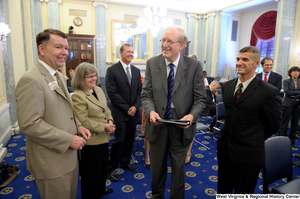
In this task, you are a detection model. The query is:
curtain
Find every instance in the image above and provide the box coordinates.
[250,11,277,46]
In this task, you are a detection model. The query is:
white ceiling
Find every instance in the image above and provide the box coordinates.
[85,0,278,14]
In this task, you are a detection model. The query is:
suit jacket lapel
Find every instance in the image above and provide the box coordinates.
[268,72,274,84]
[84,90,105,110]
[288,78,294,89]
[297,79,300,91]
[226,79,237,107]
[158,55,168,96]
[37,62,69,102]
[235,77,258,106]
[173,54,186,94]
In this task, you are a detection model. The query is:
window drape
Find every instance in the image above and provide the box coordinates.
[250,11,277,46]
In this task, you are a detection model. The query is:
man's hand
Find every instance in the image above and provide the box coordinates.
[70,135,86,150]
[78,126,91,141]
[179,114,195,129]
[128,106,137,116]
[149,111,163,126]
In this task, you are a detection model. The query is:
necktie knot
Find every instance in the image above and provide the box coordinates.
[234,83,243,103]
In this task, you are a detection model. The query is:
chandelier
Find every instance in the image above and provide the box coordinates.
[0,23,11,42]
[137,6,174,38]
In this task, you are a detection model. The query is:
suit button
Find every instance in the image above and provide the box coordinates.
[70,117,74,120]
[103,110,105,113]
[104,117,106,120]
[231,119,233,121]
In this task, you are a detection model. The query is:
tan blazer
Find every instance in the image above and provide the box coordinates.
[72,87,113,145]
[15,61,81,180]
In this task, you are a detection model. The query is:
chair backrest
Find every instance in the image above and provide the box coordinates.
[263,136,293,188]
[216,102,225,119]
[215,94,223,103]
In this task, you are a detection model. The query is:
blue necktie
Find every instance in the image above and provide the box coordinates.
[164,63,174,119]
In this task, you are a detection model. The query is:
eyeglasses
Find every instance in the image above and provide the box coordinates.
[160,40,181,45]
[85,74,97,79]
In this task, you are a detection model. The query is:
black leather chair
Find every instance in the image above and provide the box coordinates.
[262,136,300,194]
[212,102,225,140]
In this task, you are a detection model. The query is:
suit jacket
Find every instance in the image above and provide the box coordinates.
[105,61,142,121]
[218,77,281,166]
[282,78,300,107]
[202,86,217,116]
[15,61,81,180]
[207,76,214,85]
[256,71,282,91]
[141,54,207,147]
[66,77,72,88]
[72,86,113,145]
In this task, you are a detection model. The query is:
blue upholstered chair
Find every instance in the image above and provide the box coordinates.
[262,136,300,194]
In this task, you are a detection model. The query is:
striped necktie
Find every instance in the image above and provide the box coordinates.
[234,83,243,103]
[164,63,174,120]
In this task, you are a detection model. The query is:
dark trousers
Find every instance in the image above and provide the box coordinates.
[150,111,189,199]
[279,101,300,145]
[109,117,137,171]
[217,155,262,194]
[79,143,109,199]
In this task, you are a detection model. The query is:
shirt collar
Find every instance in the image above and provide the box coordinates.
[236,74,256,92]
[165,54,180,67]
[120,60,131,71]
[38,59,57,76]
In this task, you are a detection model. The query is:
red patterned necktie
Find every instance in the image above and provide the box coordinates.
[264,73,267,82]
[234,83,243,103]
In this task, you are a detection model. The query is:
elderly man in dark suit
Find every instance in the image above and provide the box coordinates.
[256,56,282,92]
[202,80,220,131]
[218,46,281,194]
[106,43,142,182]
[141,27,206,199]
[15,29,91,199]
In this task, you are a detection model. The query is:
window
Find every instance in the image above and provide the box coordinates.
[255,38,275,73]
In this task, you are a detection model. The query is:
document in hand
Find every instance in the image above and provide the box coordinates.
[156,119,192,126]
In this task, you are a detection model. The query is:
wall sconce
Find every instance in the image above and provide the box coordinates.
[0,23,11,42]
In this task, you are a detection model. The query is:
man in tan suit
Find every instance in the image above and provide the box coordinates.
[15,29,91,199]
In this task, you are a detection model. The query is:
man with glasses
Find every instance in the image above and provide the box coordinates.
[106,43,142,182]
[256,56,282,92]
[141,27,206,199]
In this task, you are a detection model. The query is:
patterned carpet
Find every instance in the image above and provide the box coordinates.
[1,119,299,199]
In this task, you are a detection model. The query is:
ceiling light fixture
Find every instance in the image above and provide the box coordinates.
[0,23,11,42]
[137,5,174,38]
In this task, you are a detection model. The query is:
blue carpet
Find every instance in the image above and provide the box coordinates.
[1,119,299,198]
